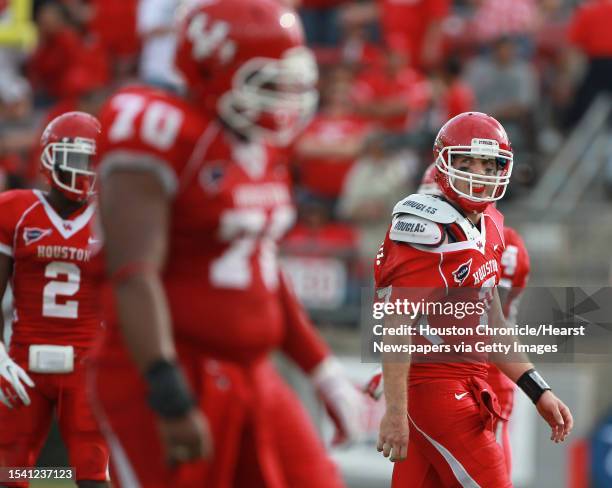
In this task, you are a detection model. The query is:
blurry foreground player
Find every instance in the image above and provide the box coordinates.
[0,112,109,487]
[374,112,572,487]
[90,1,362,487]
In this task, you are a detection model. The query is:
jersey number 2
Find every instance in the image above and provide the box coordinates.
[42,262,80,319]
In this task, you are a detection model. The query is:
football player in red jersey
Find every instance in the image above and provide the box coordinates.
[374,112,572,487]
[89,1,363,487]
[0,112,110,488]
[367,163,533,480]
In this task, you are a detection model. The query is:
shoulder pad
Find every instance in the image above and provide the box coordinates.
[392,194,461,224]
[389,214,445,246]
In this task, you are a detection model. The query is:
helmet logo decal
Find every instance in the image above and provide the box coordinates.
[470,138,499,157]
[188,12,235,64]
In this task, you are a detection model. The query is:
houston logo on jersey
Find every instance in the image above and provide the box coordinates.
[23,227,53,246]
[452,258,473,285]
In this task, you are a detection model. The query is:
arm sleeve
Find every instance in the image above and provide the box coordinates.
[0,192,19,257]
[96,91,190,198]
[278,271,331,374]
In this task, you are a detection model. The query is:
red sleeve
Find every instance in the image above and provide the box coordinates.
[278,272,330,374]
[375,229,445,289]
[0,190,32,257]
[96,88,204,197]
[511,232,530,290]
[501,227,530,290]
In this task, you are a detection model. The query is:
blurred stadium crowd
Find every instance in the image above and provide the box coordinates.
[0,0,609,325]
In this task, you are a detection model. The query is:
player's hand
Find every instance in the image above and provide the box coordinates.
[158,407,213,466]
[536,390,573,443]
[311,357,366,446]
[377,406,409,462]
[0,343,34,407]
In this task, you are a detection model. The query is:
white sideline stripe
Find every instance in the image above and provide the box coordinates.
[409,414,481,488]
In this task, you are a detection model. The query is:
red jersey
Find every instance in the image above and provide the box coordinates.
[374,194,505,384]
[488,225,530,393]
[351,66,430,131]
[0,190,101,348]
[569,0,612,58]
[294,113,370,198]
[96,86,297,364]
[378,0,450,68]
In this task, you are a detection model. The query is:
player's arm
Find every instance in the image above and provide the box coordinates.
[101,171,175,371]
[0,198,34,408]
[488,288,573,443]
[278,273,366,445]
[376,195,457,461]
[378,334,410,462]
[100,169,211,463]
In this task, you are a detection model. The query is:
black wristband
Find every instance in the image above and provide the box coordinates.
[144,359,195,419]
[516,368,551,404]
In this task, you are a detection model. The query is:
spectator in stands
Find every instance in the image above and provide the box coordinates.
[469,0,540,58]
[137,0,182,90]
[425,55,475,131]
[565,0,612,128]
[337,132,416,260]
[339,21,383,68]
[351,44,431,133]
[27,1,83,103]
[299,0,347,47]
[465,35,538,152]
[293,66,370,205]
[88,0,140,79]
[340,0,450,71]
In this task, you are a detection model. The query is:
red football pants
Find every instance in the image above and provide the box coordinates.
[89,340,345,488]
[0,344,109,487]
[392,377,512,488]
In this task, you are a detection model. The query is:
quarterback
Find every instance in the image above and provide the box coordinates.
[89,1,362,487]
[374,112,572,487]
[0,112,109,487]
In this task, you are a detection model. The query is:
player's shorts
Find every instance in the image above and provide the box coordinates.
[392,377,512,488]
[89,338,344,488]
[0,344,109,488]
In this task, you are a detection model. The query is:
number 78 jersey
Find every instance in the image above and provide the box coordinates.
[0,189,101,348]
[96,86,296,362]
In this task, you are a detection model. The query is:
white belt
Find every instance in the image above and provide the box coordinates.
[28,345,74,373]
